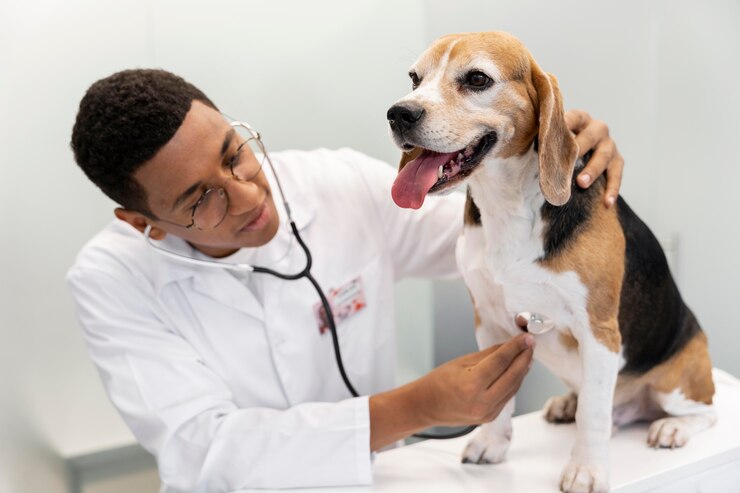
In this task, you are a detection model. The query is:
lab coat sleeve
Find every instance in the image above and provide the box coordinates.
[67,266,372,492]
[337,148,465,280]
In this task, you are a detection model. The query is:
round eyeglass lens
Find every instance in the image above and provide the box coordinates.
[192,187,228,230]
[231,124,267,182]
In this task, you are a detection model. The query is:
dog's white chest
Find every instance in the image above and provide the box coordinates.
[457,225,587,388]
[457,171,590,388]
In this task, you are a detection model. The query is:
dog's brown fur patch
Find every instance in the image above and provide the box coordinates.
[615,331,714,406]
[559,330,579,351]
[541,200,625,353]
[447,32,528,81]
[454,34,537,160]
[492,86,538,159]
[648,331,715,404]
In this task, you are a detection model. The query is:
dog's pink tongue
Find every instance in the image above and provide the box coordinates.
[392,151,457,209]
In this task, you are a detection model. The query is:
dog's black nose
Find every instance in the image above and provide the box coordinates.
[387,104,425,132]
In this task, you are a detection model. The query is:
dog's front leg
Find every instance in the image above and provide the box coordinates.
[462,397,515,464]
[461,323,517,464]
[560,327,619,493]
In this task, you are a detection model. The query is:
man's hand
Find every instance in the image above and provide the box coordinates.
[369,334,534,450]
[565,109,624,208]
[412,333,534,427]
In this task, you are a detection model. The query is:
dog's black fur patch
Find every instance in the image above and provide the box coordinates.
[464,187,482,225]
[539,151,595,260]
[616,198,701,374]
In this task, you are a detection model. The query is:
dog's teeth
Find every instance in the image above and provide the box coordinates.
[457,153,464,162]
[464,146,475,157]
[438,165,444,180]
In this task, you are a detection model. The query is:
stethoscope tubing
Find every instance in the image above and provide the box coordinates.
[253,221,360,397]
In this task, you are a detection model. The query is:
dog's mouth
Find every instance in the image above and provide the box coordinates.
[392,132,497,209]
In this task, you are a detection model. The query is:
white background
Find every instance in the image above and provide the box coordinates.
[1,1,738,491]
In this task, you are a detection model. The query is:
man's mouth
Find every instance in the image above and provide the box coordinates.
[391,132,497,209]
[239,202,270,232]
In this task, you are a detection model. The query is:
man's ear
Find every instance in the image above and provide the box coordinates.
[530,58,578,206]
[114,208,167,240]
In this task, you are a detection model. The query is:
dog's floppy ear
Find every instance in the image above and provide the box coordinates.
[398,146,423,172]
[530,59,578,206]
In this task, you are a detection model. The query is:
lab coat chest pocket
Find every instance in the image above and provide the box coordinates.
[157,274,288,408]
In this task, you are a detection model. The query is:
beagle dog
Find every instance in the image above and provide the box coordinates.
[387,31,715,493]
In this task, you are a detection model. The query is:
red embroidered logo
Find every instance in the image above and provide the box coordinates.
[314,276,367,334]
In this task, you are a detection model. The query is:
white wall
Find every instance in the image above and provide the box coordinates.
[1,0,738,490]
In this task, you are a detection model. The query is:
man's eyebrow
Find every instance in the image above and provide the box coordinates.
[171,181,204,212]
[220,128,235,157]
[170,128,236,212]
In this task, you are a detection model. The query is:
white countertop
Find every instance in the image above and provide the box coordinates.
[245,369,740,493]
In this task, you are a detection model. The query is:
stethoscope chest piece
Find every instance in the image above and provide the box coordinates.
[518,311,555,335]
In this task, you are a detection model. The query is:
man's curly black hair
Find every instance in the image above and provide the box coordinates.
[71,69,218,218]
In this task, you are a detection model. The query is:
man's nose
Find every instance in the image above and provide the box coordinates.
[225,178,263,216]
[387,104,425,133]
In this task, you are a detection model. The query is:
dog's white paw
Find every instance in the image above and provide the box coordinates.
[647,417,690,448]
[461,427,512,464]
[544,392,578,423]
[559,461,609,493]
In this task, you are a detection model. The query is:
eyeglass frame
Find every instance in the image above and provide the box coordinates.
[152,120,268,231]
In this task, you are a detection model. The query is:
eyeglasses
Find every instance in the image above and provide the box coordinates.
[159,121,268,230]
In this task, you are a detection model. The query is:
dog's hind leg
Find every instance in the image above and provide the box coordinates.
[544,391,578,423]
[647,377,716,449]
[646,406,716,448]
[645,331,716,448]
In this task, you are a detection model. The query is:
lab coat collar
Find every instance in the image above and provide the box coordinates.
[149,203,314,296]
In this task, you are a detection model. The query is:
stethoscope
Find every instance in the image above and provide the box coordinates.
[143,121,476,440]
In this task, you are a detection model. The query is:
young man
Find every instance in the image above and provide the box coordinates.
[68,69,624,492]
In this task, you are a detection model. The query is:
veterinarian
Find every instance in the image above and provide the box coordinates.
[67,69,624,492]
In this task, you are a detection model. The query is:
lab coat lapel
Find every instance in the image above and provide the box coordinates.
[190,268,264,319]
[148,231,265,319]
[184,196,315,320]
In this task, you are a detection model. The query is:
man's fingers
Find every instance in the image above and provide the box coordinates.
[458,343,504,365]
[564,109,590,134]
[576,141,614,188]
[482,386,520,423]
[474,334,534,386]
[573,119,609,158]
[577,143,624,208]
[603,152,624,208]
[483,347,533,401]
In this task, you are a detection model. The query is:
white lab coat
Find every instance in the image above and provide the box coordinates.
[67,148,464,492]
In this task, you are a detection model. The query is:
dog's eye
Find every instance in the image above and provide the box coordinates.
[409,71,421,90]
[465,71,493,90]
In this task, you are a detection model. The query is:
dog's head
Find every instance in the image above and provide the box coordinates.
[387,31,578,209]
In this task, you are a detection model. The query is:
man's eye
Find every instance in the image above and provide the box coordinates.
[465,71,493,89]
[228,144,246,169]
[409,72,421,90]
[189,192,207,214]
